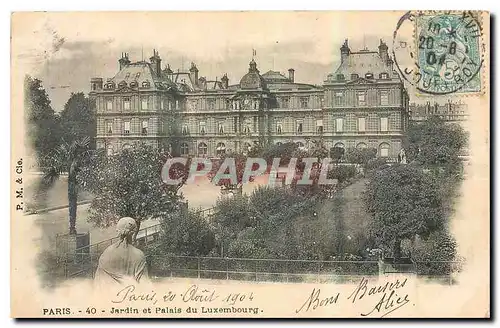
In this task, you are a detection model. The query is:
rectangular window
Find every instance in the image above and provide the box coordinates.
[199,122,206,135]
[357,92,366,106]
[296,120,303,134]
[281,97,290,108]
[141,97,148,110]
[380,91,389,106]
[182,124,189,135]
[300,97,309,109]
[218,123,224,134]
[336,118,344,132]
[141,120,148,135]
[316,120,323,133]
[358,117,366,132]
[106,120,113,134]
[276,122,283,134]
[160,98,165,110]
[233,117,238,133]
[208,99,216,110]
[123,97,131,110]
[334,92,343,106]
[124,121,130,134]
[106,99,113,110]
[380,117,388,132]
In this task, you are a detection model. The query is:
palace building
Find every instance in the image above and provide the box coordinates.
[90,40,410,159]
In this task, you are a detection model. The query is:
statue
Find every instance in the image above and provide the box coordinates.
[94,217,149,287]
[398,148,407,164]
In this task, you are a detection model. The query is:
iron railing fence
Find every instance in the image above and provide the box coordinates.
[65,252,462,285]
[73,207,216,255]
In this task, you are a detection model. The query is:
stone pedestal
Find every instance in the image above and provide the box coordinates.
[55,233,90,256]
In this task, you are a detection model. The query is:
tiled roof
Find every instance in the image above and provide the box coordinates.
[109,61,176,90]
[334,50,392,78]
[261,70,289,82]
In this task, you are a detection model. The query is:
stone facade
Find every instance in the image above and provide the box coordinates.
[91,40,410,159]
[409,101,468,125]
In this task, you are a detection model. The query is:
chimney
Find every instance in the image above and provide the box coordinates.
[221,73,229,89]
[340,39,350,63]
[90,77,103,91]
[150,49,162,78]
[288,68,295,83]
[378,39,389,63]
[119,52,130,70]
[189,62,199,85]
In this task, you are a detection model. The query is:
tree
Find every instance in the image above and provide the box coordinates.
[330,146,345,164]
[208,151,255,194]
[81,144,183,240]
[59,92,96,148]
[411,230,461,275]
[152,209,216,256]
[344,147,377,165]
[42,137,91,234]
[24,75,61,166]
[407,117,468,174]
[364,164,445,261]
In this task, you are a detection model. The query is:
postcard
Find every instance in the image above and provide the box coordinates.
[10,10,490,318]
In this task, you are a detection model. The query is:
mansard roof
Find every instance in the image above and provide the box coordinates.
[335,50,392,78]
[109,61,176,90]
[261,70,289,82]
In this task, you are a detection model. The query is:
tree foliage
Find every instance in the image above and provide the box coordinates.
[344,147,377,165]
[80,144,183,237]
[364,164,445,260]
[59,92,96,148]
[152,209,216,256]
[24,75,61,166]
[407,117,468,173]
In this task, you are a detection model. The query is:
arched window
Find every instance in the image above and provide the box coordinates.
[379,142,391,158]
[180,143,189,156]
[334,142,345,148]
[106,145,114,156]
[122,143,132,150]
[356,142,367,149]
[130,81,138,88]
[142,81,150,88]
[276,141,283,146]
[198,142,208,156]
[104,82,115,90]
[118,80,127,88]
[296,141,305,148]
[351,73,359,80]
[216,142,226,155]
[365,72,374,79]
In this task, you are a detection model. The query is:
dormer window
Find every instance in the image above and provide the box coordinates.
[118,81,127,88]
[125,73,130,79]
[129,81,138,88]
[365,73,374,79]
[351,73,359,80]
[336,74,345,81]
[142,81,150,88]
[104,82,115,90]
[135,73,141,79]
[379,73,389,79]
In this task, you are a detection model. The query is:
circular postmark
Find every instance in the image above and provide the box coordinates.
[392,11,484,95]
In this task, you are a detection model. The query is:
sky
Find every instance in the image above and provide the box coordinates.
[12,11,441,112]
